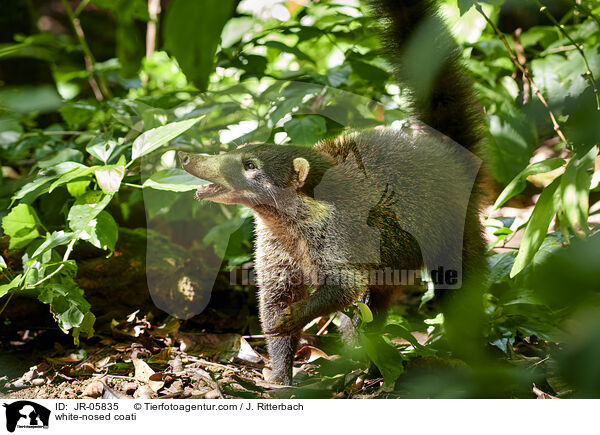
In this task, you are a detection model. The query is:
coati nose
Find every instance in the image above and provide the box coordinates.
[177,151,190,166]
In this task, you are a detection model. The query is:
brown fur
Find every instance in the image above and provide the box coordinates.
[178,0,488,385]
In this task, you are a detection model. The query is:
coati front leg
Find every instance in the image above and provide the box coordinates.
[266,269,368,336]
[258,263,307,385]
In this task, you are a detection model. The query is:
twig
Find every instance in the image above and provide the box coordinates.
[61,0,112,101]
[316,313,337,336]
[74,0,91,17]
[0,293,14,317]
[533,384,559,399]
[513,28,530,104]
[189,358,241,372]
[146,0,161,59]
[535,0,600,110]
[473,1,570,146]
[573,1,600,32]
[25,239,77,289]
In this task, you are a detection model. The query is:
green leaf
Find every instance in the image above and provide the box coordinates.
[86,132,118,163]
[163,0,237,90]
[11,176,53,204]
[560,146,598,237]
[67,191,113,234]
[72,311,96,345]
[263,40,314,63]
[31,231,77,258]
[510,177,562,278]
[131,116,203,161]
[0,274,22,298]
[493,158,565,210]
[48,165,95,193]
[457,0,474,15]
[284,116,327,145]
[486,112,538,185]
[1,204,41,249]
[81,210,119,251]
[38,277,91,335]
[360,333,404,385]
[0,85,63,114]
[143,168,204,191]
[327,64,352,87]
[356,302,373,323]
[59,102,98,129]
[0,255,6,270]
[67,180,91,198]
[94,156,126,194]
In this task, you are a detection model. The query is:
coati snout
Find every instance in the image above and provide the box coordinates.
[178,145,332,209]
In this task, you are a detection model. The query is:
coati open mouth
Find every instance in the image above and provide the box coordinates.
[194,182,229,200]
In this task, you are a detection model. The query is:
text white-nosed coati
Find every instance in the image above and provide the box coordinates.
[179,0,488,385]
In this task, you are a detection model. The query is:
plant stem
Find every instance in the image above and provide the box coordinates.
[146,0,161,59]
[61,0,112,101]
[472,1,570,146]
[573,1,600,30]
[74,0,91,17]
[0,293,14,317]
[535,0,600,110]
[26,239,77,289]
[123,182,143,189]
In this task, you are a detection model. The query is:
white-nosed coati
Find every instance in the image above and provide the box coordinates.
[178,0,487,385]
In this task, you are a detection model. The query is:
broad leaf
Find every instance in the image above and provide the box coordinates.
[48,165,95,193]
[67,191,113,234]
[31,231,77,258]
[1,204,41,249]
[0,274,23,298]
[143,168,204,192]
[131,116,203,161]
[493,158,565,210]
[284,116,327,145]
[94,156,126,194]
[87,131,118,163]
[357,302,373,324]
[80,210,119,251]
[163,0,238,90]
[511,177,561,277]
[560,146,597,237]
[360,333,404,386]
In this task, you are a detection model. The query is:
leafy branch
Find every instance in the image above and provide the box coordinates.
[535,0,600,110]
[61,0,112,101]
[472,1,569,146]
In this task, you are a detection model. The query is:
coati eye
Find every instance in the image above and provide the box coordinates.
[243,161,257,171]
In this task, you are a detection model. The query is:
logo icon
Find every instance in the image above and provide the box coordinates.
[3,401,50,433]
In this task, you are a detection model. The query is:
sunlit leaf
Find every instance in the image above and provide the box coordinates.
[143,168,204,192]
[511,177,561,277]
[357,302,373,323]
[1,204,41,249]
[131,116,203,161]
[284,116,327,145]
[493,158,565,210]
[163,0,237,90]
[94,156,126,194]
[560,146,597,237]
[0,274,23,298]
[67,191,113,234]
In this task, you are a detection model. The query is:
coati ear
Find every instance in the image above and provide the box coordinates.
[293,157,310,188]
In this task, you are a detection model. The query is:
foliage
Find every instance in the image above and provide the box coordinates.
[0,0,599,396]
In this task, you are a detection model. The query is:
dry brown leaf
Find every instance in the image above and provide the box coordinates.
[296,345,330,363]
